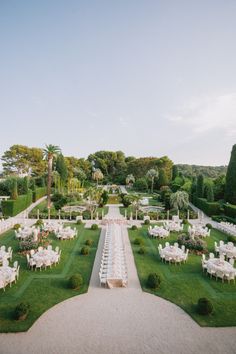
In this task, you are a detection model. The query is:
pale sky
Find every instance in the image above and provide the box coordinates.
[0,0,236,166]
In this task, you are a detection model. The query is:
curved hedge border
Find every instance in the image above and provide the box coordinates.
[2,191,32,217]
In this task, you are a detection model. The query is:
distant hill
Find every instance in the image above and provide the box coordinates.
[176,164,227,178]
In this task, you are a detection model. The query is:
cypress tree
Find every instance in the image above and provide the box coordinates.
[206,184,214,202]
[196,175,204,198]
[56,154,68,183]
[225,144,236,204]
[172,165,179,180]
[157,169,168,188]
[22,177,29,194]
[11,179,18,200]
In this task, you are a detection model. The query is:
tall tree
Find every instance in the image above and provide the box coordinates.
[206,183,214,202]
[225,144,236,204]
[157,168,168,188]
[11,179,18,200]
[172,165,179,180]
[92,169,104,187]
[146,169,159,193]
[196,174,204,198]
[170,191,189,210]
[43,144,61,208]
[2,145,46,176]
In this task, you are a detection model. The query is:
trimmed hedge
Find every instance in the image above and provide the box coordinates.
[32,187,47,202]
[2,191,32,217]
[224,203,236,218]
[193,197,220,216]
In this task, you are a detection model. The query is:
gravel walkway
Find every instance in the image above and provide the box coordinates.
[0,206,235,354]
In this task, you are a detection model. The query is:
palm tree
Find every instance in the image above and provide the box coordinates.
[92,168,104,187]
[170,191,189,210]
[146,169,159,193]
[43,144,61,208]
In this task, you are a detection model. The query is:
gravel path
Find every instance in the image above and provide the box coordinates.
[0,206,235,354]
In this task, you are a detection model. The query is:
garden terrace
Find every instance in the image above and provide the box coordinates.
[0,224,100,332]
[128,225,236,327]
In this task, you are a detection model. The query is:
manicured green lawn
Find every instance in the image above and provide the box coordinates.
[129,226,236,327]
[0,224,100,332]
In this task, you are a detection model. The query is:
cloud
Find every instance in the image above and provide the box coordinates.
[168,93,236,136]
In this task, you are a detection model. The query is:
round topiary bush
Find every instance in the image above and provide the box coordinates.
[134,238,144,246]
[147,273,161,289]
[131,225,138,230]
[76,219,83,225]
[68,274,83,290]
[91,224,98,230]
[35,219,43,227]
[85,239,93,246]
[144,219,150,225]
[14,302,30,321]
[13,224,21,230]
[138,246,146,255]
[81,246,90,255]
[206,223,212,229]
[182,219,188,225]
[196,298,213,315]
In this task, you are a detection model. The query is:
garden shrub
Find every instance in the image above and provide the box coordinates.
[91,224,98,230]
[14,302,30,320]
[68,274,83,290]
[76,219,83,225]
[227,235,236,244]
[82,210,91,220]
[182,219,188,225]
[224,203,236,218]
[134,238,144,246]
[131,225,138,230]
[196,298,213,315]
[32,187,47,202]
[138,246,146,255]
[81,246,90,255]
[85,239,93,246]
[2,191,32,217]
[35,219,43,227]
[144,219,150,225]
[19,237,38,251]
[205,223,212,229]
[51,193,68,210]
[193,197,220,216]
[147,273,161,289]
[177,234,207,253]
[212,215,236,224]
[13,224,21,230]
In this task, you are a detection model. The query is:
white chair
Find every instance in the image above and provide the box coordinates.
[181,245,185,252]
[35,260,43,271]
[30,249,35,257]
[44,259,52,269]
[229,258,235,266]
[38,246,43,252]
[47,245,52,251]
[209,253,214,259]
[225,271,235,284]
[165,242,170,247]
[55,246,59,254]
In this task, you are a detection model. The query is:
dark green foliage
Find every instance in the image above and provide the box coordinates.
[13,224,21,230]
[206,183,214,202]
[51,193,68,210]
[193,197,220,216]
[22,177,29,194]
[76,219,83,225]
[144,219,150,225]
[157,168,168,188]
[2,192,32,217]
[68,274,83,289]
[134,237,144,246]
[172,165,179,180]
[131,225,138,230]
[147,273,161,289]
[197,298,213,316]
[212,215,236,224]
[91,224,98,230]
[32,187,47,202]
[133,178,148,192]
[56,154,68,182]
[205,223,212,229]
[120,194,132,207]
[138,246,146,255]
[11,179,18,200]
[224,203,236,218]
[99,190,109,207]
[81,246,90,255]
[225,144,236,204]
[227,235,236,244]
[176,164,227,178]
[35,219,44,226]
[196,175,204,198]
[14,303,30,320]
[85,239,93,246]
[214,175,226,200]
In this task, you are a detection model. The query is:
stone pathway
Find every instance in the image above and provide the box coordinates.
[0,206,235,354]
